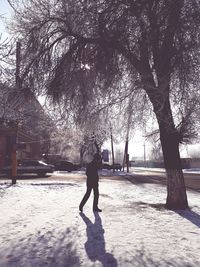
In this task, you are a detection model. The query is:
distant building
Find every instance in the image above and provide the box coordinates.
[0,83,51,170]
[0,120,17,169]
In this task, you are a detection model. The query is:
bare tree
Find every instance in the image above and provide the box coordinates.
[0,10,16,83]
[0,36,15,82]
[10,0,200,209]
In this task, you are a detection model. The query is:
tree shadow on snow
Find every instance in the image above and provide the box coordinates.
[118,247,198,267]
[130,201,166,211]
[131,201,200,228]
[0,227,80,267]
[175,209,200,228]
[148,202,200,228]
[124,174,167,186]
[80,212,118,267]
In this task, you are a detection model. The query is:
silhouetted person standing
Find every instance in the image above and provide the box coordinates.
[79,154,102,212]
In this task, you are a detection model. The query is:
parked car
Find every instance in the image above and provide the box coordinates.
[2,160,55,177]
[110,163,122,171]
[101,163,122,171]
[101,163,112,170]
[54,161,80,172]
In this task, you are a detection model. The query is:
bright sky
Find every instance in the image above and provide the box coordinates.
[0,0,13,40]
[102,130,151,161]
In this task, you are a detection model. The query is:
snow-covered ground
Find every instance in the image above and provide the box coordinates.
[0,171,200,267]
[130,166,200,174]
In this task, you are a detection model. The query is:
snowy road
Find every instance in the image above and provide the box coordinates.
[0,171,200,267]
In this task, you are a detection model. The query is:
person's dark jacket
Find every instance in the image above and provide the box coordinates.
[86,160,99,185]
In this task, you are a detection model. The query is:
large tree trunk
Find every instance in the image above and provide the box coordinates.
[159,123,188,209]
[143,74,188,209]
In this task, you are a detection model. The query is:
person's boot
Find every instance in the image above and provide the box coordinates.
[93,207,102,212]
[79,205,83,212]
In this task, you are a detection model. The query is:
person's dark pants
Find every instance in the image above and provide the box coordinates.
[80,182,99,210]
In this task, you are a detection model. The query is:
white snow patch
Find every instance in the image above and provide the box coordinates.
[0,174,200,267]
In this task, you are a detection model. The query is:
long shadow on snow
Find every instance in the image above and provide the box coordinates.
[80,212,118,267]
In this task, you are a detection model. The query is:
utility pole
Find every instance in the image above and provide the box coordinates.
[123,100,132,172]
[110,124,115,172]
[123,138,129,172]
[143,141,146,167]
[11,41,21,184]
[16,41,21,88]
